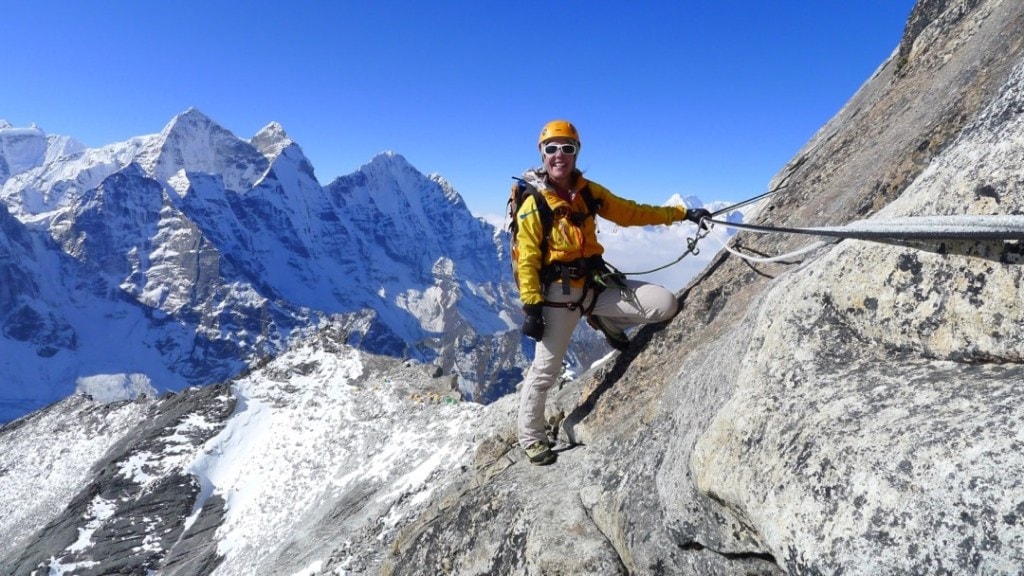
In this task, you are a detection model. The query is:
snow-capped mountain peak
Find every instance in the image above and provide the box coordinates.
[146,108,267,193]
[0,123,48,180]
[0,111,556,421]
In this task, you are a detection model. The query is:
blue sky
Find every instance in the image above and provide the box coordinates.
[3,1,916,219]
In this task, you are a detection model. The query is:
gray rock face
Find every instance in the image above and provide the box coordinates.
[693,37,1024,572]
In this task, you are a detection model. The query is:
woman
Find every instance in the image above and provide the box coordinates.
[515,119,710,466]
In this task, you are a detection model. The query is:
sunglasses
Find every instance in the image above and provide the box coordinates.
[542,143,578,156]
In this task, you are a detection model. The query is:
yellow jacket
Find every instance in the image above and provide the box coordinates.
[515,171,688,305]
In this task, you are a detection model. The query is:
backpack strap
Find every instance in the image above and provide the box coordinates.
[512,178,554,256]
[580,184,602,219]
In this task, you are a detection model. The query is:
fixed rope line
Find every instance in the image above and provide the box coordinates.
[614,214,1024,278]
[711,188,779,217]
[707,214,1024,242]
[700,214,1024,266]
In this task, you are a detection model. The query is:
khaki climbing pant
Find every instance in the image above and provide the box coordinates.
[517,278,678,449]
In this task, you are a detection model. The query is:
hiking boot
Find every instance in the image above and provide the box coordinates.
[587,315,630,351]
[524,441,557,466]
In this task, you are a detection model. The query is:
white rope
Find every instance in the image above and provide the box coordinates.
[706,224,831,264]
[709,214,1024,241]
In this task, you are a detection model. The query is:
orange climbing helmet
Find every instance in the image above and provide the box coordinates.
[537,120,580,147]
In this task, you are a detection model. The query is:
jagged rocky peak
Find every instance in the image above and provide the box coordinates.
[358,151,448,200]
[157,107,224,146]
[430,172,468,206]
[164,106,218,131]
[250,121,294,159]
[364,149,411,172]
[250,121,317,180]
[41,134,85,163]
[148,107,268,192]
[330,151,428,210]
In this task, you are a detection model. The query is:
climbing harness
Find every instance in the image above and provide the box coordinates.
[590,261,643,311]
[542,256,629,315]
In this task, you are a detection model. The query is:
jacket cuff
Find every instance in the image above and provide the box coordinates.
[521,294,544,306]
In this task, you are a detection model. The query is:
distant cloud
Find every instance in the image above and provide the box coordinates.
[598,222,721,293]
[479,213,506,230]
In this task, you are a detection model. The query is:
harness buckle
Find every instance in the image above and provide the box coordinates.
[564,266,586,280]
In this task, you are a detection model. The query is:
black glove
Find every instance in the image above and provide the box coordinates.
[521,304,544,341]
[686,207,712,229]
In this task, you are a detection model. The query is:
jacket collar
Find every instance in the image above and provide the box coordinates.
[521,168,585,195]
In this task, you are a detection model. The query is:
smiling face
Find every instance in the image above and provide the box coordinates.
[540,137,578,189]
